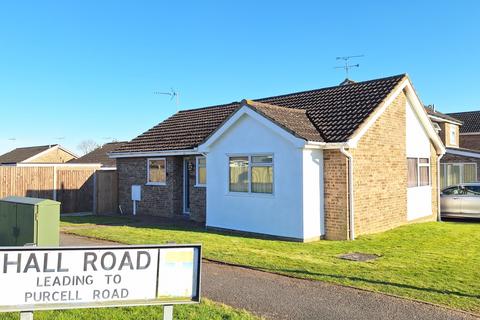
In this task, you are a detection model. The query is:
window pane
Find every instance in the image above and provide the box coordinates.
[465,185,480,195]
[252,155,273,164]
[198,167,206,185]
[197,157,206,185]
[407,158,418,188]
[252,166,273,193]
[464,164,476,183]
[447,164,461,186]
[229,157,249,192]
[149,159,166,183]
[419,158,429,164]
[419,166,430,186]
[443,187,460,195]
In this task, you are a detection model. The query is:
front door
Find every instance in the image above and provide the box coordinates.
[183,158,190,215]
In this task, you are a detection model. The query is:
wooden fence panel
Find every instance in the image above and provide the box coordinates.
[56,168,95,213]
[0,167,54,199]
[96,170,118,214]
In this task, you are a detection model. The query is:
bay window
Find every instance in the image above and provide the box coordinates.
[229,155,273,194]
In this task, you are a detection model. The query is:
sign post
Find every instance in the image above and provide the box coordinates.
[0,244,201,318]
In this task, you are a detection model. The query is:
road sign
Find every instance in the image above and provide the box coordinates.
[0,244,201,312]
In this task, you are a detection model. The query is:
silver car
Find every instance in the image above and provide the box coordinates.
[441,183,480,218]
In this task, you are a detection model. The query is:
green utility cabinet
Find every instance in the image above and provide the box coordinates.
[0,196,60,246]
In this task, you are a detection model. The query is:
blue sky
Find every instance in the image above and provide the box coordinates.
[0,1,479,154]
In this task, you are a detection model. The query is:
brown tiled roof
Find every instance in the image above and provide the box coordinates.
[0,145,57,164]
[244,100,324,142]
[447,110,480,133]
[114,74,406,154]
[69,142,127,167]
[425,106,463,125]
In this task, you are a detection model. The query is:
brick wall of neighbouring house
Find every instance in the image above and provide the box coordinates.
[430,144,439,221]
[323,150,349,240]
[29,148,76,163]
[117,157,183,217]
[459,134,480,151]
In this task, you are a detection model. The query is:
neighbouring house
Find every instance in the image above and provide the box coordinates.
[0,144,77,165]
[447,110,480,151]
[110,74,445,241]
[69,141,127,168]
[426,107,480,188]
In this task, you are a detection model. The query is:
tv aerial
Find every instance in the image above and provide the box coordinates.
[335,55,364,79]
[154,88,180,111]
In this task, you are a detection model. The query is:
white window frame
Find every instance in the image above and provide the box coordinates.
[146,157,167,186]
[441,162,478,186]
[195,156,207,187]
[407,157,431,188]
[227,153,274,195]
[449,126,457,145]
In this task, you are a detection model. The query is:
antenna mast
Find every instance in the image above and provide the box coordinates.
[335,55,364,79]
[154,88,180,111]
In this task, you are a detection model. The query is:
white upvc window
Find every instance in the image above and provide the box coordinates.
[229,154,273,194]
[196,156,207,187]
[146,158,166,185]
[440,163,477,188]
[407,157,430,188]
[449,126,457,145]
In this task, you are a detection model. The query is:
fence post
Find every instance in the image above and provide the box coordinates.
[92,170,97,215]
[52,166,57,201]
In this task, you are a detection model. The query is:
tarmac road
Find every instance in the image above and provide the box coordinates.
[61,233,479,320]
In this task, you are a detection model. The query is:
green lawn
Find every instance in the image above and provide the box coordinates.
[61,216,480,314]
[0,299,260,320]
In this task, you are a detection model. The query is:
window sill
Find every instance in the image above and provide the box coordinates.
[194,184,206,188]
[225,192,275,198]
[145,182,166,186]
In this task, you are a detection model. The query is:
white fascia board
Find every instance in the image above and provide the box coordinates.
[428,115,462,126]
[109,149,199,158]
[304,141,351,150]
[446,148,480,159]
[198,106,306,152]
[347,78,445,155]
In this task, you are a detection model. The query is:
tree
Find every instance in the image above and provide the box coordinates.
[77,139,100,155]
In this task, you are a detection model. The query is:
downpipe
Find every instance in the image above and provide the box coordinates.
[340,146,355,240]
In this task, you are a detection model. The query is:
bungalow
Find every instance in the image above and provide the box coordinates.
[110,74,445,241]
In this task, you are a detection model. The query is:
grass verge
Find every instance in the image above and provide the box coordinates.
[0,299,261,320]
[61,216,480,314]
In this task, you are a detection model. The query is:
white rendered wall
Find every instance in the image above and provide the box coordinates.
[205,113,306,239]
[302,148,324,239]
[406,100,432,220]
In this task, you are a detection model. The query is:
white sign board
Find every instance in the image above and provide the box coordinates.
[0,244,201,312]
